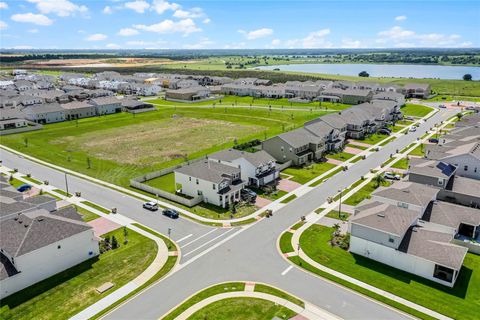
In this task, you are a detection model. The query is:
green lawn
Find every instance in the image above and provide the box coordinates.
[0,228,157,320]
[408,144,425,156]
[189,202,257,220]
[343,180,390,206]
[425,95,480,103]
[144,172,177,194]
[279,232,294,253]
[254,284,304,308]
[21,175,42,185]
[189,297,296,320]
[391,157,410,169]
[396,119,414,126]
[325,210,351,221]
[52,189,72,197]
[81,201,111,214]
[75,205,100,222]
[346,143,368,150]
[280,194,297,204]
[162,282,246,320]
[300,225,480,320]
[401,104,434,118]
[310,166,343,186]
[358,133,390,145]
[248,187,287,201]
[8,177,24,188]
[326,151,354,162]
[282,162,337,184]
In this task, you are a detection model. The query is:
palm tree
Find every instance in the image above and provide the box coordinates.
[373,174,386,188]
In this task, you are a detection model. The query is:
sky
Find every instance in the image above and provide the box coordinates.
[0,0,479,50]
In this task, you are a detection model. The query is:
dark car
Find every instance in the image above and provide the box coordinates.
[428,138,439,143]
[17,184,32,192]
[381,126,392,133]
[378,129,391,135]
[163,208,179,219]
[241,188,257,202]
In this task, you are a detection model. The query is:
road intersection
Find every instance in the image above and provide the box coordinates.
[0,107,455,319]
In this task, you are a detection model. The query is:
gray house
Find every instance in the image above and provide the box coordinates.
[23,103,65,124]
[61,101,97,120]
[90,96,122,115]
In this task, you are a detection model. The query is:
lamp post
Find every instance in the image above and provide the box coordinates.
[338,188,343,219]
[168,228,172,242]
[64,172,69,197]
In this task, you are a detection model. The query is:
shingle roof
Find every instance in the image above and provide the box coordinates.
[352,201,418,236]
[23,102,64,114]
[423,201,480,229]
[175,159,240,184]
[408,158,456,179]
[276,128,320,148]
[451,176,480,198]
[372,181,439,207]
[90,96,121,106]
[209,149,275,167]
[398,227,467,270]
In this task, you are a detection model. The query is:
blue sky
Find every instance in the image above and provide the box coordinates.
[0,0,479,49]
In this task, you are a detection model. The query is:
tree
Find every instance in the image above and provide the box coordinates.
[358,71,370,77]
[373,173,386,188]
[457,112,464,120]
[463,74,473,81]
[111,235,119,249]
[123,227,129,245]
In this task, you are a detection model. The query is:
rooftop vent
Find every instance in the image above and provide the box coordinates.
[377,213,385,218]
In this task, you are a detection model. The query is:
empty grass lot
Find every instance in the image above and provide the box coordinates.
[144,172,177,194]
[326,151,355,162]
[0,107,330,189]
[300,225,480,320]
[408,144,425,156]
[0,228,157,320]
[282,162,337,184]
[359,133,391,145]
[401,103,434,118]
[189,297,296,320]
[391,157,410,170]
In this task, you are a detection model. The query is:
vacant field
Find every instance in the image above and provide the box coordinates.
[401,104,434,117]
[300,225,480,320]
[1,107,329,187]
[53,117,262,166]
[282,162,337,184]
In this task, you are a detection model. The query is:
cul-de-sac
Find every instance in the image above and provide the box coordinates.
[1,1,480,319]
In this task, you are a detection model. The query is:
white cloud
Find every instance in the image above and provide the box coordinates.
[134,18,201,35]
[285,29,332,48]
[85,33,107,41]
[173,7,205,19]
[103,6,113,14]
[125,40,168,48]
[341,38,363,48]
[106,43,121,49]
[223,42,246,49]
[0,20,7,30]
[271,39,281,46]
[118,28,139,36]
[28,28,39,33]
[77,29,85,34]
[202,18,210,24]
[12,45,34,49]
[11,13,53,26]
[377,26,468,47]
[183,37,214,49]
[395,15,407,21]
[27,0,88,17]
[151,0,180,15]
[0,2,8,9]
[239,28,273,40]
[124,0,150,13]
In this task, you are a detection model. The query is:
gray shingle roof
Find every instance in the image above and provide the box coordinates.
[276,128,320,148]
[175,159,240,184]
[209,149,275,167]
[373,181,439,207]
[423,201,480,229]
[352,201,418,236]
[408,158,456,179]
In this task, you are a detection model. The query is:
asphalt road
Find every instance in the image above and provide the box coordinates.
[0,108,455,319]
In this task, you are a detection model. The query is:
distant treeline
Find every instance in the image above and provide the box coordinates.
[0,53,199,63]
[314,53,480,65]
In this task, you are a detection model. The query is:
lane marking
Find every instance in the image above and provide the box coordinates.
[180,228,217,248]
[176,234,193,243]
[281,265,293,276]
[183,228,236,257]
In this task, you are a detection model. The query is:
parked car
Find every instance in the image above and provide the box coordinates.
[438,104,447,109]
[406,116,414,121]
[241,188,257,202]
[381,127,392,133]
[143,201,159,211]
[378,129,391,135]
[429,138,439,143]
[163,208,179,219]
[409,126,417,132]
[17,184,32,192]
[384,172,401,180]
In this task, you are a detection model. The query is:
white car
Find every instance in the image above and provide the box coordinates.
[143,201,159,211]
[409,126,417,132]
[384,172,401,180]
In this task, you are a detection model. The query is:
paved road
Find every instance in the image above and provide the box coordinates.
[0,108,455,319]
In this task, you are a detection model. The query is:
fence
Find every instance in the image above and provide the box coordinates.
[0,122,43,136]
[276,160,292,171]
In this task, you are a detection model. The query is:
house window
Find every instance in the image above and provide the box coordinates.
[189,177,191,182]
[196,179,199,185]
[438,178,444,185]
[398,202,408,209]
[213,184,216,190]
[57,245,61,249]
[388,236,395,243]
[281,146,284,151]
[464,165,468,171]
[475,168,477,173]
[289,148,293,152]
[197,190,203,195]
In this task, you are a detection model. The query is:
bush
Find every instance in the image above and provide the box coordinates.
[232,139,262,151]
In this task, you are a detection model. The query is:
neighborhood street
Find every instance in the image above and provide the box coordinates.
[0,107,456,319]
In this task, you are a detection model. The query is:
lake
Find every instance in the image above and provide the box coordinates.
[256,63,480,80]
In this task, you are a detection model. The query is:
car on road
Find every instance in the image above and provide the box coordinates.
[163,208,179,219]
[241,188,257,202]
[409,126,417,132]
[438,104,447,108]
[429,138,439,143]
[378,128,391,135]
[17,184,32,192]
[143,201,159,211]
[384,172,401,180]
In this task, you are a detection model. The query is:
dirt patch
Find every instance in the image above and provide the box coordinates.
[53,117,263,165]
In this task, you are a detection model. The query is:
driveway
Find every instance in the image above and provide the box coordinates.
[278,179,302,192]
[88,217,122,237]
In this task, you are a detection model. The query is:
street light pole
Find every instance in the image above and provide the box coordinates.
[168,228,172,241]
[64,172,69,197]
[338,188,343,219]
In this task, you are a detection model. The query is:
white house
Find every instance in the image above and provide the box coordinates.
[23,103,66,124]
[209,149,279,187]
[90,96,122,115]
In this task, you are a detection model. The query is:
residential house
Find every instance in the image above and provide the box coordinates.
[209,149,279,187]
[407,158,457,189]
[121,99,155,113]
[165,87,211,101]
[174,159,246,208]
[372,91,406,106]
[401,83,431,99]
[23,103,65,124]
[90,96,122,115]
[61,101,97,120]
[319,88,373,105]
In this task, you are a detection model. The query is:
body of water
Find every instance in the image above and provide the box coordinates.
[256,63,480,80]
